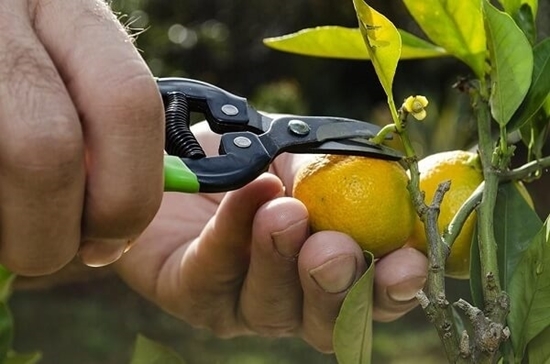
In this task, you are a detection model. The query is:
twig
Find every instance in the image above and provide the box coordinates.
[411,177,470,363]
[455,299,510,363]
[425,181,452,277]
[442,182,484,249]
[498,155,550,181]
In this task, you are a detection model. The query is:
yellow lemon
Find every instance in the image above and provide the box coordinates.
[408,150,483,279]
[293,155,416,258]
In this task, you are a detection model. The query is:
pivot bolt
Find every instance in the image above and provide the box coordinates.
[233,136,252,148]
[221,104,239,116]
[288,119,310,136]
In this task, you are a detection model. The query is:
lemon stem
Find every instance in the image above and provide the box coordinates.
[370,123,397,145]
[388,96,402,131]
[371,97,405,146]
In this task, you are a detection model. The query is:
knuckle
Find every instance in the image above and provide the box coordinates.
[303,333,334,354]
[0,38,64,101]
[85,187,160,239]
[99,67,163,126]
[1,245,76,277]
[240,306,300,337]
[2,113,83,178]
[208,319,240,338]
[246,321,298,337]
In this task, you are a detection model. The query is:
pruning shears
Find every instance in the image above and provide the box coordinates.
[158,78,402,193]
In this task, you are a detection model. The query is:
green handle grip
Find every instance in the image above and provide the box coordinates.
[164,155,200,193]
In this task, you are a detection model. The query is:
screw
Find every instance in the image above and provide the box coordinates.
[221,104,239,116]
[233,136,252,148]
[288,119,310,136]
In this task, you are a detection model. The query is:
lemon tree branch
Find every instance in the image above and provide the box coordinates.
[399,121,466,363]
[413,178,474,363]
[469,85,511,360]
[473,90,507,312]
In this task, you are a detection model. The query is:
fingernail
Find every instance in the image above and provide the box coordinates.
[272,219,308,258]
[387,276,427,302]
[309,255,357,293]
[78,239,131,267]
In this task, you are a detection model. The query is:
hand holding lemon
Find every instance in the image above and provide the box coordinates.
[292,150,514,279]
[293,155,415,258]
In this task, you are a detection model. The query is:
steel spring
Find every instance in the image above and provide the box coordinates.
[164,92,206,159]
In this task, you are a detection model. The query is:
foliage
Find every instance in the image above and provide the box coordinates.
[507,219,550,361]
[333,253,374,364]
[264,27,446,61]
[265,0,549,363]
[130,335,187,364]
[0,266,41,364]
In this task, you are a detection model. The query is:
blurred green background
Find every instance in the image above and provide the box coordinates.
[10,1,550,363]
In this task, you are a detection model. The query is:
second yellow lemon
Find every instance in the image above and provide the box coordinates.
[293,155,416,258]
[408,150,483,279]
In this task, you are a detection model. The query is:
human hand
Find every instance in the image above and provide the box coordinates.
[114,122,428,352]
[0,0,164,275]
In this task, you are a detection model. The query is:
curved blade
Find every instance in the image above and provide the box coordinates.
[309,138,403,160]
[260,115,403,160]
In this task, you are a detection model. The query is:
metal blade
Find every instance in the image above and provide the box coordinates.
[259,115,402,161]
[286,138,403,160]
[314,118,394,143]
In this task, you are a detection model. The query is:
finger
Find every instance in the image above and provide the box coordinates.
[298,232,367,353]
[0,1,84,275]
[155,174,285,335]
[238,197,309,336]
[33,0,164,262]
[372,247,428,322]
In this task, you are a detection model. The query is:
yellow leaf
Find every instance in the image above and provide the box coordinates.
[352,0,401,98]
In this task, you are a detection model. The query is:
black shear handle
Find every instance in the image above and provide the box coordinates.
[157,77,250,132]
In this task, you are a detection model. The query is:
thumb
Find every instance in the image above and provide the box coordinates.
[373,247,428,322]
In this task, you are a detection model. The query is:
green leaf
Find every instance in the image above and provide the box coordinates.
[527,325,550,364]
[509,38,550,130]
[334,252,374,364]
[494,183,542,289]
[4,351,42,364]
[484,2,534,126]
[544,94,550,114]
[496,0,538,22]
[130,335,186,364]
[469,182,541,308]
[263,26,447,60]
[0,303,13,363]
[352,0,401,98]
[520,106,550,160]
[0,266,15,303]
[513,3,537,45]
[507,216,550,359]
[402,0,486,78]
